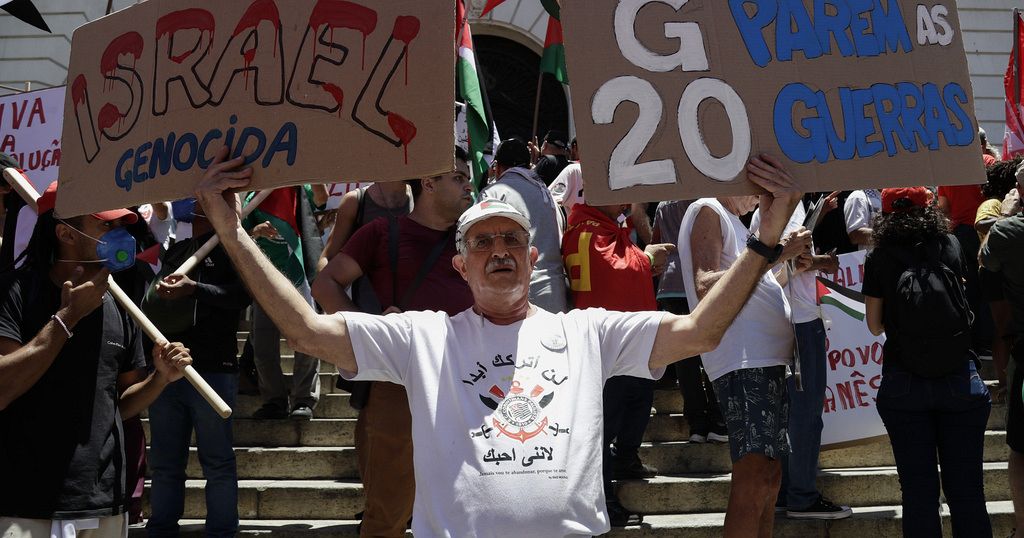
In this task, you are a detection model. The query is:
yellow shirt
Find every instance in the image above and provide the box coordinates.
[975,198,1002,241]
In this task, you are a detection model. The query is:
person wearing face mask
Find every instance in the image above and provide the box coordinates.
[561,202,676,526]
[0,182,193,538]
[141,200,252,537]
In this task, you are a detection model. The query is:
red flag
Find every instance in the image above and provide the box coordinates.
[479,0,506,18]
[1004,10,1024,159]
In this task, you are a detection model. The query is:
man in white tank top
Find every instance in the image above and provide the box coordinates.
[678,194,811,537]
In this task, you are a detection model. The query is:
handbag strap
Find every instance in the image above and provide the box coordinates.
[386,218,452,311]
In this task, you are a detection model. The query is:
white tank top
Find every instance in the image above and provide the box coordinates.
[677,198,793,381]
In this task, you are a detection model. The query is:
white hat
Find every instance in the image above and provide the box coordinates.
[456,199,531,251]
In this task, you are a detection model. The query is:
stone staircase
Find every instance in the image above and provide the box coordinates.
[133,331,1016,536]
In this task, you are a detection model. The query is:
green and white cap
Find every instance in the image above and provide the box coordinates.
[456,199,531,251]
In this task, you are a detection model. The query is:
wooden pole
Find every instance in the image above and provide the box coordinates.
[170,189,273,277]
[1,167,232,418]
[532,72,544,143]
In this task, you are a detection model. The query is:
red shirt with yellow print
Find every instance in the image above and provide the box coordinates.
[562,204,657,312]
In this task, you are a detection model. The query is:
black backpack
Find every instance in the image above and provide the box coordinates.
[889,236,974,377]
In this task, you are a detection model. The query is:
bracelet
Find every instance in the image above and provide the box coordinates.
[51,314,73,339]
[645,251,655,270]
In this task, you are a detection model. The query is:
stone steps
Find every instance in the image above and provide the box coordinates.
[130,501,1016,537]
[153,432,1010,480]
[144,463,1011,519]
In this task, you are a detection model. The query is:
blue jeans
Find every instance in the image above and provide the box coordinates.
[876,361,992,538]
[147,373,239,538]
[779,319,827,509]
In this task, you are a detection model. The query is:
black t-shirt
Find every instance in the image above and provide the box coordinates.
[0,270,146,519]
[862,234,967,370]
[154,233,251,372]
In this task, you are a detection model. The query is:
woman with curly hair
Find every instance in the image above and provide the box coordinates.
[863,187,992,537]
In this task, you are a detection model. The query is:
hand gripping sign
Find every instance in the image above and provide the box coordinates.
[562,0,985,205]
[2,166,233,419]
[56,0,454,217]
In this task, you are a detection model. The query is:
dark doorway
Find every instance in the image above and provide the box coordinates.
[474,34,568,143]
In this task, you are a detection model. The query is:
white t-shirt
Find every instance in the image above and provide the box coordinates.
[677,198,793,381]
[342,306,666,537]
[549,162,584,211]
[843,189,881,251]
[750,204,820,324]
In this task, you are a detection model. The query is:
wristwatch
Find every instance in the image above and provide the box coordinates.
[746,234,784,264]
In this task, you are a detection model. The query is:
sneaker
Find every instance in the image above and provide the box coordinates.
[774,502,787,514]
[787,496,853,520]
[252,402,288,420]
[688,432,708,443]
[706,431,729,443]
[607,500,643,527]
[290,405,314,420]
[611,454,658,479]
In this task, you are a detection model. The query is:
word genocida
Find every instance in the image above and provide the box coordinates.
[68,0,421,192]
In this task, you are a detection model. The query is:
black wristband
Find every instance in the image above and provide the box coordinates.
[746,234,784,264]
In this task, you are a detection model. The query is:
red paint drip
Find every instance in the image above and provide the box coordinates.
[243,48,257,89]
[156,8,215,40]
[100,31,144,75]
[387,112,416,165]
[392,16,419,85]
[232,0,281,59]
[320,83,344,116]
[97,103,124,131]
[307,0,378,70]
[157,9,216,64]
[71,75,88,106]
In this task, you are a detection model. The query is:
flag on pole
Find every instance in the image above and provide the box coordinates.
[539,15,569,85]
[816,277,866,322]
[457,1,492,187]
[1004,9,1024,159]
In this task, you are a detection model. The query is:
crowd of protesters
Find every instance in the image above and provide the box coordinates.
[0,122,1021,538]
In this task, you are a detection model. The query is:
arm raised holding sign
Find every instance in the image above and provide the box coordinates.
[195,146,358,373]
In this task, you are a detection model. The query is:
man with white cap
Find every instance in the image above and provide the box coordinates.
[194,145,803,536]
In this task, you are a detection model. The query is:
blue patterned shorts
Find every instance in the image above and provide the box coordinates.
[712,366,790,462]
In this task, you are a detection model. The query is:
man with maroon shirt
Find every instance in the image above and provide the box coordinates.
[311,148,474,537]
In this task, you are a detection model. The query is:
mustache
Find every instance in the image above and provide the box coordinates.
[485,257,516,272]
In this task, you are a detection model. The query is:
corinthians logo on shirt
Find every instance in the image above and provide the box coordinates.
[479,381,554,443]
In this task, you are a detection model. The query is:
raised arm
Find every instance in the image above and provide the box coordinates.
[649,155,801,369]
[194,146,357,373]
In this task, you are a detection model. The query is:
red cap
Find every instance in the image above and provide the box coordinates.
[881,187,931,214]
[36,182,138,224]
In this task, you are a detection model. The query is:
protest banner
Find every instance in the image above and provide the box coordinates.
[0,86,64,192]
[57,0,454,217]
[561,1,986,205]
[817,250,887,448]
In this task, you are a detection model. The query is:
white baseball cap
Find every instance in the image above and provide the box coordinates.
[456,199,531,251]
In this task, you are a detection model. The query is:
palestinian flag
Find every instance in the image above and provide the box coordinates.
[457,0,491,187]
[539,15,568,85]
[816,276,865,322]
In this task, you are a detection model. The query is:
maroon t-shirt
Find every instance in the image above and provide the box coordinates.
[342,216,473,316]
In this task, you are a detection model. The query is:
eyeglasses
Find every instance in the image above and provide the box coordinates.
[466,230,530,252]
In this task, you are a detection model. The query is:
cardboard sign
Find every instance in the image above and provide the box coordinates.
[57,0,454,216]
[561,1,985,205]
[1,86,65,192]
[817,250,887,448]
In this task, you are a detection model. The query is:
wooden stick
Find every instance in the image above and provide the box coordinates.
[171,189,273,277]
[1,167,232,418]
